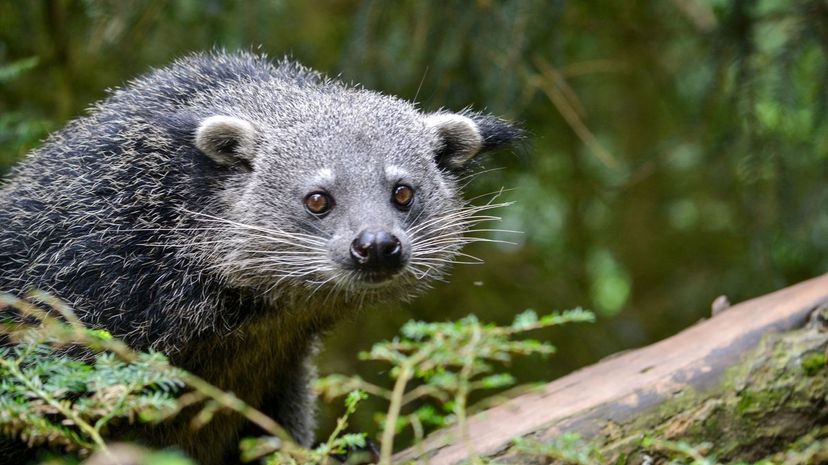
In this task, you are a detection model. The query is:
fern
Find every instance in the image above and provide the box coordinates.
[0,327,185,455]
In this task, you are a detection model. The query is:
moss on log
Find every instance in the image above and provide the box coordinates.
[509,318,828,463]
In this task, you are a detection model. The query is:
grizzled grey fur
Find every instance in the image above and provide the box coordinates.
[0,51,519,465]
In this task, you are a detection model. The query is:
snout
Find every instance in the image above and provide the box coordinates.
[350,228,405,278]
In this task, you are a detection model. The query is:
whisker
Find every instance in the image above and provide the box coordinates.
[464,187,515,204]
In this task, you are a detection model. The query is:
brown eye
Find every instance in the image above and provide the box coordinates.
[305,192,333,215]
[392,184,414,209]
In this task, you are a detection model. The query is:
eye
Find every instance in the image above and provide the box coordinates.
[392,184,414,209]
[304,192,334,215]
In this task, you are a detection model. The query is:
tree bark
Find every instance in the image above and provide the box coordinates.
[395,273,828,464]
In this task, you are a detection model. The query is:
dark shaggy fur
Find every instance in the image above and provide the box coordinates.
[0,51,519,464]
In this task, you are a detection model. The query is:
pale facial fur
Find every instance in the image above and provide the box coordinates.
[190,78,517,307]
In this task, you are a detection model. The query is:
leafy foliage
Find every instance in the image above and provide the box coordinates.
[0,340,183,453]
[0,292,595,465]
[316,308,594,464]
[0,292,299,464]
[242,390,370,465]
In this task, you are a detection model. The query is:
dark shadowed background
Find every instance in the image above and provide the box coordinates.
[1,0,826,439]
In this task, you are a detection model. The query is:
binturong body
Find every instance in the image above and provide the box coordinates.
[0,51,520,464]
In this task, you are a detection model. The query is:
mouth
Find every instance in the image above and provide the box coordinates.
[353,269,402,287]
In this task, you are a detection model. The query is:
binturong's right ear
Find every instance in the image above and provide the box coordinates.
[194,115,257,168]
[426,112,523,171]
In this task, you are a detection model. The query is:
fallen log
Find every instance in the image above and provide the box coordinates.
[395,273,828,464]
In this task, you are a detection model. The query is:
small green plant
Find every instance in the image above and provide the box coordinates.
[0,292,305,463]
[514,433,606,465]
[0,337,183,453]
[0,294,185,457]
[316,308,595,464]
[640,438,718,465]
[242,390,370,465]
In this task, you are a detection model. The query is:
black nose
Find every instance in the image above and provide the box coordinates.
[350,229,403,272]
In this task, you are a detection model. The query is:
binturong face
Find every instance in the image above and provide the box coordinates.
[191,88,520,306]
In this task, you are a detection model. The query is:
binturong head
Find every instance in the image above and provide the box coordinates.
[189,79,521,306]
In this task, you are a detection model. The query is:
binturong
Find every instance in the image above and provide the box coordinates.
[0,51,521,465]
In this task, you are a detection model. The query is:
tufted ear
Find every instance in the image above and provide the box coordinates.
[194,115,257,168]
[426,112,522,171]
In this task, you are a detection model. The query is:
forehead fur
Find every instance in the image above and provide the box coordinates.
[192,77,422,129]
[384,165,408,180]
[190,79,434,160]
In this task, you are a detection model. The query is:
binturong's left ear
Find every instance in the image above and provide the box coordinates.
[425,112,523,171]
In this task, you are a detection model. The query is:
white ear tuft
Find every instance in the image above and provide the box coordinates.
[195,115,256,167]
[425,113,484,170]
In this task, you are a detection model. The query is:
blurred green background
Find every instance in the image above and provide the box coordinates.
[1,0,827,439]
